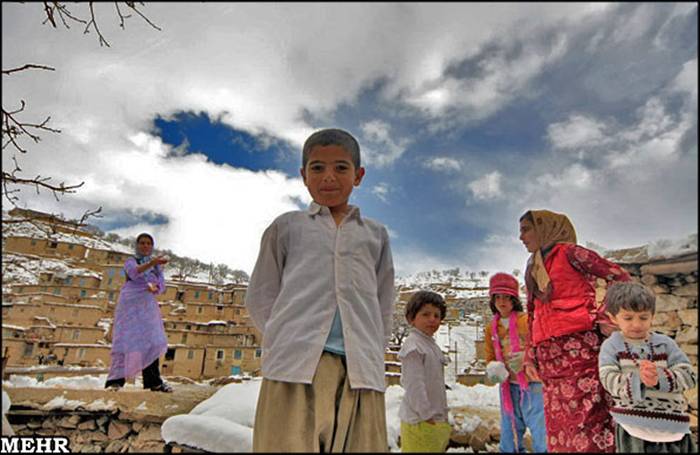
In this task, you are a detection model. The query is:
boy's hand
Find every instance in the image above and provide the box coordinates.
[639,360,658,387]
[147,282,158,293]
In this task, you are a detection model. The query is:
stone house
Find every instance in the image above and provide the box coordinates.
[3,236,89,262]
[53,343,111,367]
[160,345,206,378]
[54,325,106,345]
[201,345,262,378]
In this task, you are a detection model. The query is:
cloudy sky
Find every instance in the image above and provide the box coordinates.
[2,3,697,277]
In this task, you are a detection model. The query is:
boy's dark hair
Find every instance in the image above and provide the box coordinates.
[302,128,361,169]
[604,282,656,315]
[488,295,524,315]
[405,290,447,322]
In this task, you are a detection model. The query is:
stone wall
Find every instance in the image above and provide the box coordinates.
[614,254,698,367]
[9,411,165,453]
[611,252,698,420]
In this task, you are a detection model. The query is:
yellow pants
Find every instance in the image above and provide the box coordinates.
[400,420,452,452]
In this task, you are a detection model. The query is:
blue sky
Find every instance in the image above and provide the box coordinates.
[2,3,697,276]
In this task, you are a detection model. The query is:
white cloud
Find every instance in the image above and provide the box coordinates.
[669,58,698,102]
[2,3,694,277]
[547,114,609,152]
[371,183,391,203]
[360,120,411,167]
[9,132,311,273]
[403,34,569,124]
[535,163,593,189]
[424,157,462,172]
[468,172,503,201]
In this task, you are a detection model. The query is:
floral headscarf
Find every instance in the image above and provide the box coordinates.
[524,210,577,302]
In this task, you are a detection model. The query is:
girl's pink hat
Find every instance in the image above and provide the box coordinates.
[489,273,519,298]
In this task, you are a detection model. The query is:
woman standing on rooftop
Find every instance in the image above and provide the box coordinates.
[105,233,172,392]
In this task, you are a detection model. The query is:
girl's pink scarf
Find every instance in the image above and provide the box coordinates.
[491,312,530,447]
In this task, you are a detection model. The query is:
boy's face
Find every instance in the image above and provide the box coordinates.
[408,303,443,337]
[301,145,365,212]
[608,308,653,340]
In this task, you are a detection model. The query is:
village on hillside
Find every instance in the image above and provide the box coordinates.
[1,207,497,386]
[1,207,697,452]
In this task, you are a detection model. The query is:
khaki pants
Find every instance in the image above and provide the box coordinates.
[253,352,388,452]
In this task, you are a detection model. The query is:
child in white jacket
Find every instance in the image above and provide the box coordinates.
[399,290,451,452]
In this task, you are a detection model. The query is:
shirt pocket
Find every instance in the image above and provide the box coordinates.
[347,233,381,289]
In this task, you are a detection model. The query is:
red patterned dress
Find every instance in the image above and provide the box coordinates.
[528,244,631,452]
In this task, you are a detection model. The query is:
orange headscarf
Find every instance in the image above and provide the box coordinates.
[524,209,577,301]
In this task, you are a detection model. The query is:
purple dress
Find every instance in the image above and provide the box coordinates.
[107,258,168,380]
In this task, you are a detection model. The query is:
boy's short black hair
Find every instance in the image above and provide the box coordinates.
[488,295,524,315]
[605,282,656,315]
[302,128,361,169]
[405,290,447,322]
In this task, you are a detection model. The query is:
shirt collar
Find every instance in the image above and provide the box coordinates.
[409,327,436,342]
[307,201,363,224]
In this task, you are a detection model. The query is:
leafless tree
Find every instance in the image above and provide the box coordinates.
[391,311,410,346]
[2,2,160,224]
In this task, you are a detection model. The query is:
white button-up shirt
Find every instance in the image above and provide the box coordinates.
[245,202,395,392]
[399,328,449,423]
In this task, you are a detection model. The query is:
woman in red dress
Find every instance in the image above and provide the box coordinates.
[519,209,631,452]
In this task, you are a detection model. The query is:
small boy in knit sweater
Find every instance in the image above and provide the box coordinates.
[599,282,697,453]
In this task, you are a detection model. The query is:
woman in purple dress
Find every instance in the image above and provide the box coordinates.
[105,233,172,392]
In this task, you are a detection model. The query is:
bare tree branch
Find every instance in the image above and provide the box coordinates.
[40,2,161,47]
[2,2,161,217]
[86,2,111,47]
[123,2,162,31]
[2,64,56,76]
[76,206,103,227]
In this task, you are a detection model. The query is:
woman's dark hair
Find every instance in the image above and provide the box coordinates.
[519,211,534,223]
[488,295,524,315]
[405,290,447,322]
[136,233,154,244]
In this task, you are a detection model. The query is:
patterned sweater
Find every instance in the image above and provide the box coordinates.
[599,331,697,434]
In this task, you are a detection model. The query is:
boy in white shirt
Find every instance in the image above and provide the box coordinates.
[399,290,451,452]
[246,128,395,452]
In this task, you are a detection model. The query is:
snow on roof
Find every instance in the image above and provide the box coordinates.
[32,316,56,329]
[603,233,698,264]
[3,214,133,255]
[1,253,101,287]
[2,324,26,331]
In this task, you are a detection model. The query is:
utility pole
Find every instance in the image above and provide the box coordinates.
[455,341,458,377]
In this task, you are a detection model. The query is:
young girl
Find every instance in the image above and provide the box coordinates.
[484,273,546,453]
[399,290,452,452]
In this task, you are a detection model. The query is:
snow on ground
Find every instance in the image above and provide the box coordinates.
[3,322,498,452]
[6,373,115,389]
[160,378,500,452]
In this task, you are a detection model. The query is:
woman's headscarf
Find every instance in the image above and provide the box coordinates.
[524,210,577,302]
[135,233,155,265]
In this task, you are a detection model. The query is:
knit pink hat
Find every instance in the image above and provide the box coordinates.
[489,273,519,298]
